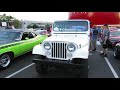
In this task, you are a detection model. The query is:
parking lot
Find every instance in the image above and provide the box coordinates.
[1,12,120,78]
[0,44,120,78]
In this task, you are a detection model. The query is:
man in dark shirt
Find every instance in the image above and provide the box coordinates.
[100,24,110,57]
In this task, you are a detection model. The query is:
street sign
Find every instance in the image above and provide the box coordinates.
[2,22,7,26]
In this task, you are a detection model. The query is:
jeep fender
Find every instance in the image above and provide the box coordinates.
[32,45,45,56]
[72,44,89,59]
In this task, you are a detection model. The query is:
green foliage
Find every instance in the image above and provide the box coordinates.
[27,23,51,29]
[32,24,39,29]
[27,24,33,29]
[13,19,22,28]
[27,24,41,29]
[45,23,50,30]
[0,14,22,29]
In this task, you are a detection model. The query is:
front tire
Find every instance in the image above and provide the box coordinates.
[35,63,48,74]
[34,55,49,74]
[0,54,12,69]
[114,47,119,59]
[72,58,88,78]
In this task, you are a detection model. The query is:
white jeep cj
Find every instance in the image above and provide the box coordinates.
[32,19,90,76]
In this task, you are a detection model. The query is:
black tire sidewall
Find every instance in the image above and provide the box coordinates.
[72,59,88,78]
[34,55,48,73]
[0,54,11,69]
[114,47,119,59]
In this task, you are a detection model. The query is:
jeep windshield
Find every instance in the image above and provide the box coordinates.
[53,21,88,32]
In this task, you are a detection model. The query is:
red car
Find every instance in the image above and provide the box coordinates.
[109,27,118,31]
[108,30,120,48]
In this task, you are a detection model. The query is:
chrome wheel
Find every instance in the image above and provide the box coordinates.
[0,54,11,68]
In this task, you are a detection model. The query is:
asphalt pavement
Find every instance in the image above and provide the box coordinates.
[0,44,120,78]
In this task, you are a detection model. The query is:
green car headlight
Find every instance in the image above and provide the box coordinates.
[67,43,76,52]
[44,42,51,50]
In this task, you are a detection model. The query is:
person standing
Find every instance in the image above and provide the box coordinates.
[97,26,102,41]
[89,27,93,50]
[91,25,99,51]
[100,24,110,57]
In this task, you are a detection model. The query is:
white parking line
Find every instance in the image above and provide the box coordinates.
[94,44,118,78]
[92,49,119,78]
[107,51,114,54]
[96,50,113,54]
[5,63,35,78]
[104,57,119,78]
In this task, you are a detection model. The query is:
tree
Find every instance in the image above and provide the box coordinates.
[27,24,39,29]
[27,24,33,29]
[13,19,22,29]
[0,14,7,21]
[6,16,14,22]
[0,14,22,29]
[45,23,50,30]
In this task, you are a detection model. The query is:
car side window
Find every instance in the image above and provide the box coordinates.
[32,32,37,37]
[28,32,34,38]
[21,32,29,40]
[13,32,21,40]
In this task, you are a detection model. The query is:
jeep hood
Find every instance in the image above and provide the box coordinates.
[44,34,89,44]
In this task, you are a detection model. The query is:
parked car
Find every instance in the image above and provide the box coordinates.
[36,30,51,37]
[108,30,120,48]
[109,27,118,31]
[0,29,47,69]
[36,30,48,35]
[32,19,90,77]
[113,42,120,59]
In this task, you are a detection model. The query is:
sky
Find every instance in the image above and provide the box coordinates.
[0,12,68,22]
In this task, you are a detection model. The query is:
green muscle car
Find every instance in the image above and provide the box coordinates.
[0,29,47,69]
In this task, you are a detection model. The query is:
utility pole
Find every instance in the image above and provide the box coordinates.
[21,20,25,29]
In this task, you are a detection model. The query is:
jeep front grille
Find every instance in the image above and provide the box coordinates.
[51,42,67,59]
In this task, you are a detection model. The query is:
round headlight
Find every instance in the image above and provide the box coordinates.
[67,43,76,52]
[44,42,51,50]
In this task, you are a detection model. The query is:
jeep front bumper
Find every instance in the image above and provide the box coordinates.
[32,59,86,68]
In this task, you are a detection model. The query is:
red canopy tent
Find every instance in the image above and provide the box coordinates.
[68,12,120,27]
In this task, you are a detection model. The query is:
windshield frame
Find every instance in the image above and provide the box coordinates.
[52,20,89,33]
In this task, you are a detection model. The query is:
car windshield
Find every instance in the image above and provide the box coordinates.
[53,21,88,32]
[110,31,120,37]
[0,31,21,40]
